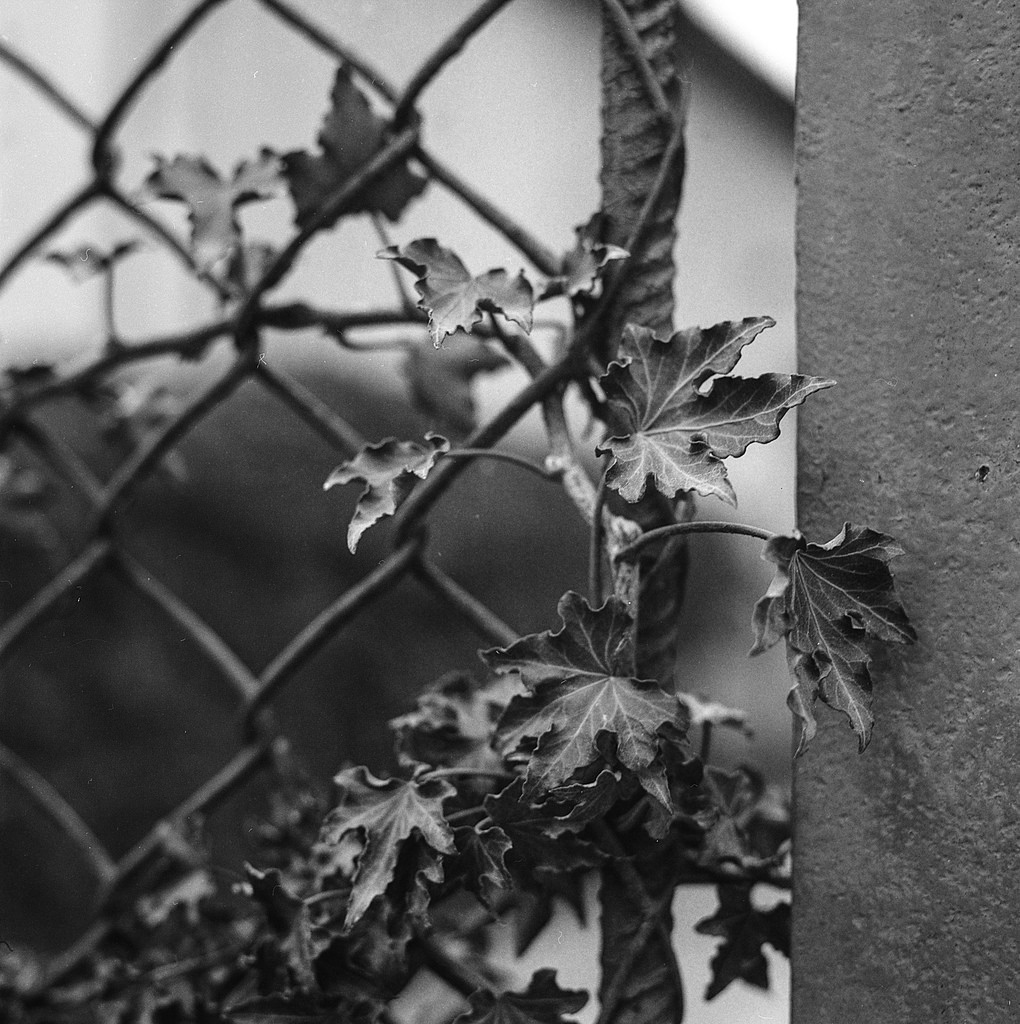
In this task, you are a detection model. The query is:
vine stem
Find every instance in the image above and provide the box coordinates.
[592,821,685,1023]
[420,767,513,784]
[443,447,554,481]
[588,468,609,603]
[614,519,775,562]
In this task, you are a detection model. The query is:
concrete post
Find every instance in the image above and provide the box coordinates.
[793,2,1020,1021]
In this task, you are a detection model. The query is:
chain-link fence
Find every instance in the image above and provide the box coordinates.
[0,0,699,997]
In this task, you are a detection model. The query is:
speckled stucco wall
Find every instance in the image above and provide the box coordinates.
[792,2,1020,1021]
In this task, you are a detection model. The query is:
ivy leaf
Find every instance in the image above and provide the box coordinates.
[317,767,456,931]
[390,670,523,773]
[324,433,449,552]
[484,777,605,880]
[597,319,834,505]
[485,593,687,811]
[454,969,588,1024]
[282,66,426,229]
[403,337,510,438]
[379,239,534,347]
[540,768,625,835]
[750,524,916,753]
[244,864,317,988]
[45,239,140,282]
[453,824,513,911]
[695,885,790,1000]
[540,218,628,299]
[145,150,281,275]
[697,766,765,870]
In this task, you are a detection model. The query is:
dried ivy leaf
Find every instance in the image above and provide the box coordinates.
[751,524,916,753]
[145,150,281,275]
[379,239,534,346]
[318,767,456,931]
[283,66,426,229]
[695,884,790,1000]
[485,593,687,812]
[454,969,588,1024]
[45,240,140,282]
[597,319,834,505]
[403,337,510,438]
[324,433,449,552]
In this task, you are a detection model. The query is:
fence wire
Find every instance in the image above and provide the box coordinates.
[0,0,685,989]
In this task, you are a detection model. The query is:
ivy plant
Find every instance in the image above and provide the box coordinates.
[0,7,915,1023]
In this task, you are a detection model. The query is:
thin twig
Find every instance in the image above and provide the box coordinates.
[393,0,516,125]
[0,40,99,133]
[614,520,774,563]
[0,742,116,884]
[442,447,553,481]
[413,556,519,647]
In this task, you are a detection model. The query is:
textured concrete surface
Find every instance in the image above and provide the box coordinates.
[793,2,1020,1021]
